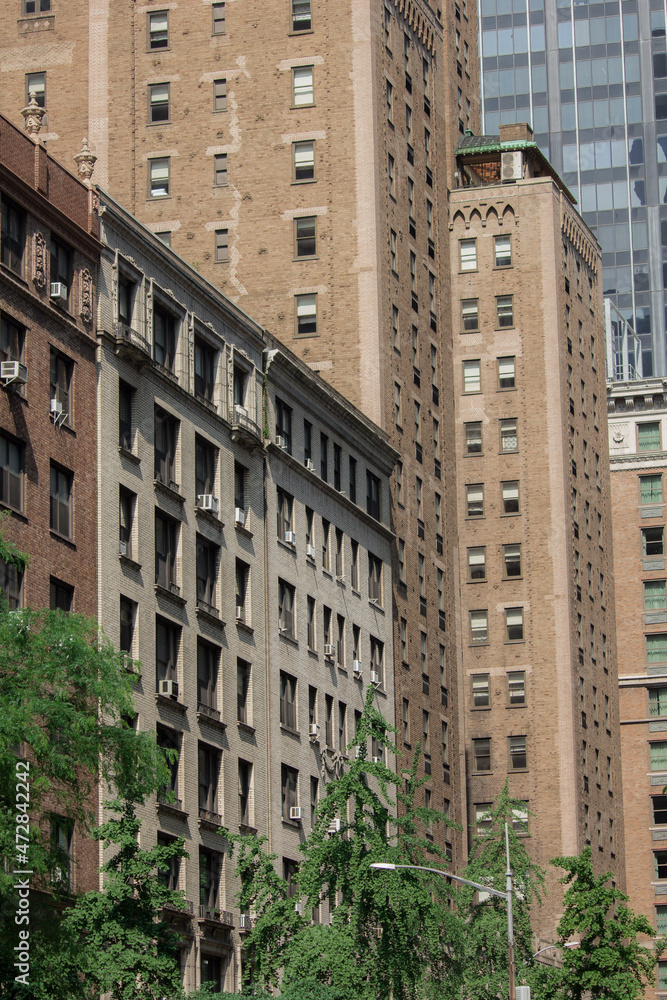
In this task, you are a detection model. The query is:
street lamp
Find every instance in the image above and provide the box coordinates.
[371,823,517,1000]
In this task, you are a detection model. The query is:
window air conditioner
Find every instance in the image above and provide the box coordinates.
[284,531,297,545]
[309,723,319,738]
[159,679,179,699]
[240,914,252,929]
[327,818,341,833]
[372,756,382,764]
[289,806,303,821]
[234,507,246,526]
[353,660,363,676]
[275,434,286,449]
[294,901,304,914]
[306,543,316,559]
[50,398,63,417]
[119,539,128,556]
[197,494,219,514]
[0,361,28,386]
[355,746,363,758]
[370,671,380,686]
[50,282,68,302]
[323,644,335,657]
[305,458,315,472]
[236,605,245,620]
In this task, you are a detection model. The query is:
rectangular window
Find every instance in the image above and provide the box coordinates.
[50,814,73,887]
[495,235,511,267]
[196,536,219,612]
[50,348,72,424]
[215,229,228,263]
[657,905,667,934]
[154,406,178,486]
[335,527,343,576]
[50,464,72,538]
[275,398,292,453]
[472,673,490,708]
[638,421,661,451]
[149,157,170,198]
[277,487,294,540]
[509,735,527,770]
[338,700,347,750]
[496,295,514,328]
[293,66,314,106]
[648,635,667,663]
[470,609,488,644]
[645,581,667,611]
[370,636,384,686]
[213,153,228,187]
[388,154,395,198]
[505,607,524,642]
[156,617,179,686]
[281,764,299,820]
[467,546,486,581]
[351,539,359,590]
[280,671,297,730]
[656,853,667,880]
[278,579,296,639]
[148,10,168,48]
[651,689,667,718]
[24,0,52,12]
[50,577,73,612]
[466,483,484,518]
[119,487,135,560]
[154,306,176,370]
[460,239,477,271]
[292,0,312,31]
[498,357,515,389]
[386,79,393,122]
[322,518,330,570]
[0,434,24,513]
[235,559,249,622]
[473,738,491,772]
[237,658,251,724]
[194,340,216,404]
[295,216,316,257]
[325,694,333,746]
[461,299,479,332]
[464,421,482,455]
[293,140,315,181]
[198,742,220,817]
[295,293,317,336]
[653,743,667,771]
[238,759,252,827]
[307,596,316,649]
[0,557,23,610]
[148,83,169,123]
[213,78,227,111]
[500,418,518,453]
[366,471,380,520]
[501,481,520,514]
[26,71,46,107]
[397,539,406,583]
[118,380,134,451]
[508,670,526,705]
[197,640,219,712]
[368,553,382,604]
[212,2,225,34]
[1,197,25,275]
[640,474,663,504]
[463,360,481,393]
[155,512,178,591]
[503,543,521,578]
[643,527,665,556]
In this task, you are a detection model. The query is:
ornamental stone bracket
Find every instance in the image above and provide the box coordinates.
[21,92,46,138]
[33,233,47,290]
[74,137,97,186]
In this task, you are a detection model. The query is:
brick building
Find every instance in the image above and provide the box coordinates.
[608,377,667,997]
[0,112,100,890]
[450,124,625,942]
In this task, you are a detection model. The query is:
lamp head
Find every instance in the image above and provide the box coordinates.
[370,862,397,870]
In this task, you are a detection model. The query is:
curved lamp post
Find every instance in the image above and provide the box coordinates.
[371,823,516,1000]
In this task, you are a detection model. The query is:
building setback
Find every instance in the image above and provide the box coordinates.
[0,112,101,890]
[451,123,625,943]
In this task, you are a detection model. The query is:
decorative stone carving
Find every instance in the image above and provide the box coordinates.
[33,232,47,290]
[21,92,46,137]
[80,268,93,325]
[74,137,97,186]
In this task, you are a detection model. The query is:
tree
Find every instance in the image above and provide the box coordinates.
[458,782,548,1000]
[227,688,463,1000]
[543,846,661,1000]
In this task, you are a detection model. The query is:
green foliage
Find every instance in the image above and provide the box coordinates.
[227,688,462,1000]
[543,846,661,1000]
[62,799,188,1000]
[459,781,547,1000]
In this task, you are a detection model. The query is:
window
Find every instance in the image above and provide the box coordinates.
[461,298,479,332]
[295,216,316,258]
[638,422,661,451]
[149,157,170,198]
[295,293,317,336]
[195,340,216,403]
[213,78,227,112]
[496,295,514,328]
[199,742,220,818]
[463,360,481,393]
[652,689,667,719]
[280,672,297,730]
[494,235,511,267]
[643,527,665,556]
[212,2,225,33]
[470,609,488,644]
[50,464,72,538]
[422,710,430,756]
[396,460,403,505]
[293,140,315,181]
[0,558,23,610]
[307,597,316,649]
[279,579,296,639]
[657,851,667,880]
[654,796,667,826]
[394,382,402,426]
[503,543,521,578]
[467,547,486,581]
[238,759,253,827]
[199,848,220,916]
[335,528,343,576]
[321,518,330,569]
[237,658,251,724]
[648,635,667,664]
[414,401,421,447]
[235,559,249,622]
[325,694,333,746]
[293,66,314,106]
[24,0,52,12]
[473,738,491,772]
[498,357,515,389]
[508,671,526,706]
[400,618,407,661]
[154,306,176,370]
[154,407,178,486]
[155,512,178,591]
[50,348,72,423]
[658,905,667,935]
[640,475,663,504]
[50,578,73,612]
[370,636,384,686]
[653,743,667,771]
[148,83,169,123]
[50,814,73,887]
[0,435,23,513]
[349,456,357,503]
[26,71,45,107]
[291,0,312,31]
[277,487,294,541]
[148,10,168,48]
[386,79,393,122]
[196,536,219,612]
[1,197,25,275]
[156,832,180,891]
[502,481,520,514]
[500,418,518,452]
[215,229,228,263]
[367,471,381,520]
[418,553,425,612]
[351,539,359,590]
[472,674,490,708]
[464,422,482,455]
[368,553,382,603]
[118,380,135,451]
[197,640,219,712]
[509,735,527,770]
[466,484,484,518]
[275,398,292,453]
[156,618,179,688]
[398,538,405,583]
[475,803,493,836]
[339,700,347,750]
[119,487,135,560]
[319,433,329,482]
[388,154,395,198]
[390,229,397,272]
[460,239,476,271]
[505,607,524,642]
[646,581,667,611]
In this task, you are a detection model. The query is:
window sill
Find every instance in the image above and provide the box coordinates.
[322,568,333,580]
[466,515,485,521]
[156,798,188,819]
[293,254,319,262]
[282,817,302,829]
[154,583,186,607]
[0,503,27,522]
[471,705,491,712]
[119,553,141,571]
[369,600,384,613]
[467,579,487,585]
[195,506,223,530]
[503,575,523,582]
[495,326,516,332]
[504,639,525,645]
[509,767,529,774]
[239,822,258,835]
[147,194,172,202]
[277,537,297,555]
[154,479,185,503]
[147,119,172,127]
[464,452,484,459]
[236,618,254,635]
[469,642,490,648]
[279,632,299,647]
[50,529,76,549]
[506,703,526,710]
[401,660,410,670]
[119,446,141,465]
[155,691,187,713]
[235,521,253,538]
[291,177,317,185]
[197,705,226,731]
[280,724,301,738]
[472,770,493,776]
[291,102,316,111]
[196,604,226,630]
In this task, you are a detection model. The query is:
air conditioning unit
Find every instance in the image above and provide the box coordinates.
[306,543,316,559]
[234,507,246,526]
[236,605,245,621]
[516,988,531,1000]
[197,494,219,514]
[353,660,363,676]
[370,671,380,686]
[239,914,252,929]
[275,434,286,449]
[50,282,68,302]
[323,644,335,657]
[284,531,297,545]
[278,619,287,633]
[336,574,345,583]
[294,901,304,915]
[355,746,363,758]
[327,818,341,834]
[50,397,63,418]
[309,723,319,738]
[1,361,28,386]
[501,150,523,182]
[119,539,128,556]
[305,458,315,472]
[372,756,382,764]
[290,806,303,821]
[159,679,179,699]
[369,597,380,606]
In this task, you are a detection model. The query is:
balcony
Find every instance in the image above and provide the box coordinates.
[230,405,262,453]
[114,322,151,361]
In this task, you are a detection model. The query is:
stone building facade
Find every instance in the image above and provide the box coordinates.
[450,123,625,942]
[0,111,101,890]
[96,188,397,992]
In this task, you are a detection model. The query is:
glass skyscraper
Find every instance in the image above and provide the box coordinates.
[478,0,667,374]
